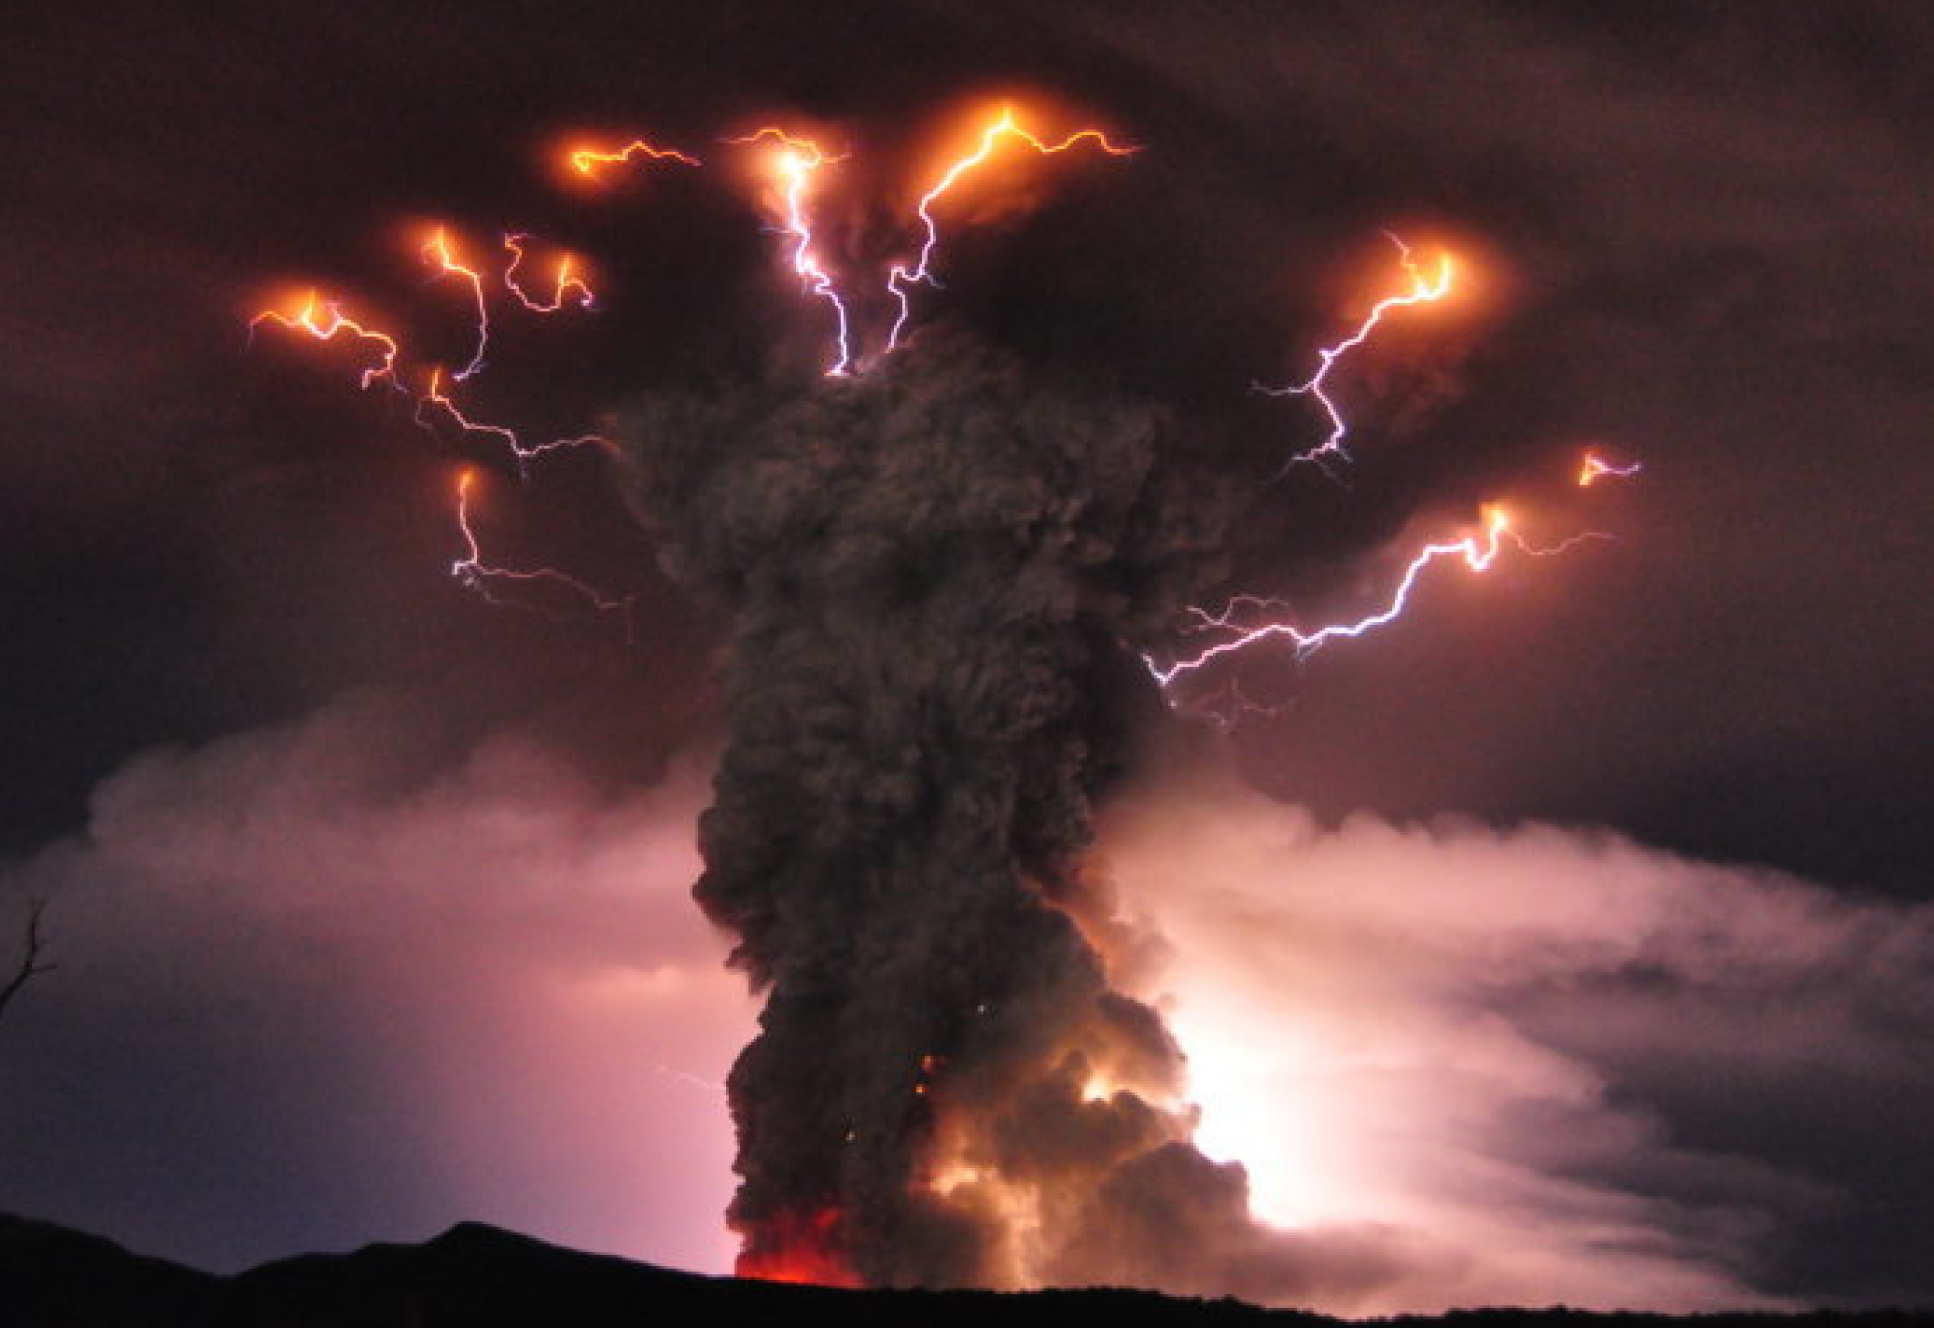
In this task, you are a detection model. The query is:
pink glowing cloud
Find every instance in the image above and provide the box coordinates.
[0,695,752,1274]
[4,700,1927,1313]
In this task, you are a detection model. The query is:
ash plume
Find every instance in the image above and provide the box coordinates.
[622,331,1347,1295]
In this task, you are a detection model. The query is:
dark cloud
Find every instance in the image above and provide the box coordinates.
[621,330,1245,1287]
[2,0,1930,1310]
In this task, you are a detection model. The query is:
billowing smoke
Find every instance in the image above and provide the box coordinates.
[620,330,1341,1292]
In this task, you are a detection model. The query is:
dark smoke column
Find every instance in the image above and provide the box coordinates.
[626,334,1283,1291]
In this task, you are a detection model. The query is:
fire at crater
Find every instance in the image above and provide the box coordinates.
[246,97,1639,1298]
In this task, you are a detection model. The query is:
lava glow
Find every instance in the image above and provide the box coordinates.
[248,291,404,392]
[502,233,595,313]
[885,106,1136,351]
[1578,451,1644,486]
[734,1208,859,1288]
[1258,234,1455,474]
[732,127,854,376]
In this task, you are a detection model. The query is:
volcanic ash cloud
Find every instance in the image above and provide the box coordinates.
[622,332,1360,1293]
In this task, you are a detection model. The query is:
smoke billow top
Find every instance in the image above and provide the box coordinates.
[623,332,1358,1296]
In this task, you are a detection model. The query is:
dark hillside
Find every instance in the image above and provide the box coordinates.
[4,1213,1928,1328]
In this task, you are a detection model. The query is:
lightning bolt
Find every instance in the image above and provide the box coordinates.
[417,369,613,467]
[502,233,595,313]
[885,106,1137,351]
[568,139,703,179]
[1578,451,1644,486]
[452,469,633,634]
[253,107,1638,693]
[254,236,611,470]
[730,128,854,376]
[1257,233,1454,476]
[248,291,405,392]
[1143,506,1608,689]
[421,227,493,381]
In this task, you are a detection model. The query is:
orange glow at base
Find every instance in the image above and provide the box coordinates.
[734,1208,859,1288]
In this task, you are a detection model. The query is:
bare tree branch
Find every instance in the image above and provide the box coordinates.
[0,898,55,1026]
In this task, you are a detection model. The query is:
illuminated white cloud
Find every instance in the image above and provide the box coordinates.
[5,697,1927,1313]
[1095,761,1933,1313]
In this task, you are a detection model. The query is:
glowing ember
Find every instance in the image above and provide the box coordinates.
[734,1208,859,1287]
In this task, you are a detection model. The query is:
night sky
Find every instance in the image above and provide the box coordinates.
[3,0,1930,1313]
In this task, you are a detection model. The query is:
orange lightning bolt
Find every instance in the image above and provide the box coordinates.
[568,138,702,179]
[886,106,1137,350]
[731,127,854,375]
[421,227,493,380]
[502,233,595,313]
[1258,234,1455,476]
[1578,451,1644,486]
[248,290,405,392]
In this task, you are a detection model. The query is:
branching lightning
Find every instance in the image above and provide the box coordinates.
[885,106,1136,351]
[502,233,595,313]
[418,368,613,466]
[1257,233,1454,476]
[1578,451,1644,487]
[451,469,633,633]
[252,104,1639,702]
[1143,505,1609,689]
[248,291,405,392]
[731,127,854,376]
[255,227,613,471]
